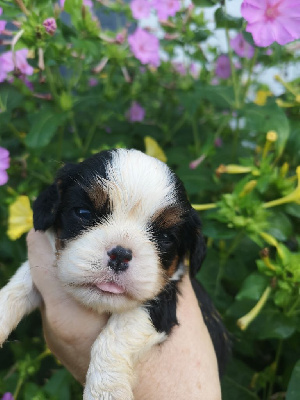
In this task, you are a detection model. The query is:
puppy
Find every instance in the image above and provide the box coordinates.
[0,149,229,399]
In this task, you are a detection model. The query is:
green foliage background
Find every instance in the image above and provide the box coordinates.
[0,0,300,399]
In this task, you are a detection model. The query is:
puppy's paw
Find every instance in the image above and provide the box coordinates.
[83,379,134,400]
[0,312,10,347]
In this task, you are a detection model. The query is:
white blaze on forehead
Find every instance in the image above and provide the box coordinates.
[104,149,177,221]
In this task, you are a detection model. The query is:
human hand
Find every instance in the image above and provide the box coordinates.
[27,229,221,399]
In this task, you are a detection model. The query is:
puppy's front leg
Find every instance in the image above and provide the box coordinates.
[0,261,41,346]
[83,307,166,400]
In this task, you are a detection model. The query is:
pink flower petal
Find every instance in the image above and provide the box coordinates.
[128,28,160,67]
[0,170,9,185]
[241,0,300,47]
[130,0,151,20]
[0,20,6,33]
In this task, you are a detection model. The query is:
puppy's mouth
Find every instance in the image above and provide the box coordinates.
[94,281,126,295]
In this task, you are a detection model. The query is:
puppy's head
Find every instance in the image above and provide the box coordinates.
[33,149,206,313]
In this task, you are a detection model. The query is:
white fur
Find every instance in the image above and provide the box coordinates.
[105,149,177,221]
[58,217,165,314]
[58,150,179,314]
[83,307,166,400]
[0,261,41,346]
[0,150,180,399]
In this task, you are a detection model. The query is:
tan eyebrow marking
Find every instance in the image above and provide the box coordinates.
[165,255,179,278]
[152,205,183,228]
[87,181,109,210]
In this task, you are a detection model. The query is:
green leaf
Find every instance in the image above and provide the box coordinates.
[267,212,293,241]
[64,0,82,13]
[286,360,300,400]
[197,85,235,108]
[0,83,24,111]
[25,109,67,148]
[44,369,72,400]
[244,103,290,157]
[202,220,236,239]
[215,8,243,30]
[236,273,269,301]
[24,382,46,400]
[285,203,300,219]
[250,309,296,339]
[192,0,218,6]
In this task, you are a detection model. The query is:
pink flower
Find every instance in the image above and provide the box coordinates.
[130,0,151,19]
[43,18,57,36]
[2,394,14,400]
[211,77,219,85]
[152,0,181,21]
[0,49,33,82]
[128,28,160,67]
[126,102,145,122]
[215,54,231,79]
[0,51,14,82]
[15,49,34,76]
[172,61,186,75]
[0,8,6,33]
[0,20,6,33]
[230,32,255,58]
[1,394,14,400]
[89,77,98,86]
[0,147,10,186]
[190,63,200,79]
[241,0,300,47]
[189,155,206,170]
[115,32,126,44]
[214,137,223,147]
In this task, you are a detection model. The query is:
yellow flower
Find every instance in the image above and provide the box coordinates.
[266,130,277,142]
[144,136,167,163]
[264,166,300,208]
[192,203,217,211]
[7,196,33,240]
[254,90,272,106]
[239,180,257,197]
[216,164,253,176]
[276,99,297,108]
[237,287,271,330]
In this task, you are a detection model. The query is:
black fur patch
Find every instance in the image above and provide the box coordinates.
[191,278,231,377]
[145,280,179,335]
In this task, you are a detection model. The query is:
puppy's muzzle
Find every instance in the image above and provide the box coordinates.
[107,245,133,273]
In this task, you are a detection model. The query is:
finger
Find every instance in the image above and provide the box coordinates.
[27,229,62,301]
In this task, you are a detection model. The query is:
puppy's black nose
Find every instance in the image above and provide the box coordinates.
[107,245,132,273]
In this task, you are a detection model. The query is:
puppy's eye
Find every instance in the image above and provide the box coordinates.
[74,208,92,220]
[161,232,172,244]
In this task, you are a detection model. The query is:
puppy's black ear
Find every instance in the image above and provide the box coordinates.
[188,209,207,277]
[33,163,77,231]
[33,183,60,231]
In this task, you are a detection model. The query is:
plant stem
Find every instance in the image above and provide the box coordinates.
[13,375,24,400]
[242,48,259,103]
[70,113,83,150]
[45,66,60,104]
[287,292,300,317]
[192,116,200,154]
[266,340,283,400]
[224,22,240,109]
[14,0,29,16]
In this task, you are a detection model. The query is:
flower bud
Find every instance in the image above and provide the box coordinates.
[43,18,57,36]
[239,180,257,197]
[266,130,278,142]
[237,287,271,330]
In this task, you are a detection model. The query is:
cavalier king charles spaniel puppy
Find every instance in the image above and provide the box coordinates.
[0,149,229,400]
